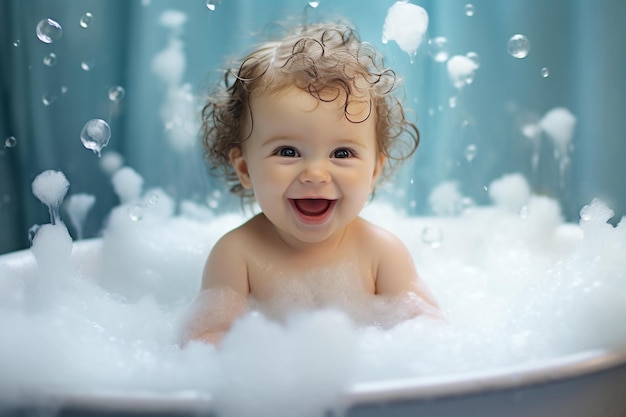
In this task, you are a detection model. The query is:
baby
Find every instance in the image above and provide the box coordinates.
[184,22,440,346]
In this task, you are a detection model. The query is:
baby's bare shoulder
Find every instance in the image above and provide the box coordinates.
[353,217,407,250]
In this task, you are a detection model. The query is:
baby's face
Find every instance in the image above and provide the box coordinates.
[232,85,384,247]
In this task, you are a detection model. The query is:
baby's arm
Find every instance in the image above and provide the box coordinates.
[373,228,441,317]
[182,231,249,346]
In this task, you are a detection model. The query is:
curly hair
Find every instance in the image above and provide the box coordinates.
[200,21,419,201]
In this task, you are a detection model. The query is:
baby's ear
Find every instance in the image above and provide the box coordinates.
[229,147,252,189]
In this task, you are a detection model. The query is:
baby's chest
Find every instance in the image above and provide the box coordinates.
[246,254,376,305]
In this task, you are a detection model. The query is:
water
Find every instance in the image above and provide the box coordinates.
[80,119,111,157]
[36,18,62,44]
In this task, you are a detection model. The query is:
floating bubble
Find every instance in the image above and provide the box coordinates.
[421,226,443,248]
[507,34,530,59]
[428,37,449,62]
[42,93,57,106]
[108,86,126,102]
[448,96,458,108]
[80,119,111,157]
[308,1,320,7]
[43,52,57,67]
[464,3,475,16]
[80,12,94,28]
[4,136,17,148]
[36,18,63,44]
[541,67,550,78]
[464,144,477,161]
[206,0,221,11]
[80,59,95,71]
[12,40,20,47]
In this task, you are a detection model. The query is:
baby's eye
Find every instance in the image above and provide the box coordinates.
[332,148,354,159]
[275,147,299,157]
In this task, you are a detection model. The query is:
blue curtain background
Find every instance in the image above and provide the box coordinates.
[1,0,625,254]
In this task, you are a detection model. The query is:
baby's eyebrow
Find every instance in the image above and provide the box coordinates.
[261,135,301,147]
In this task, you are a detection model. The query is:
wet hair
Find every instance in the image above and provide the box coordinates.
[200,21,419,200]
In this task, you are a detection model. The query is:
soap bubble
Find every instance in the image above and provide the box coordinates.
[43,52,57,67]
[80,59,95,71]
[108,86,126,102]
[80,119,111,157]
[5,136,17,148]
[464,144,477,162]
[206,0,221,11]
[36,18,62,44]
[12,40,20,47]
[540,67,550,78]
[421,226,443,248]
[428,37,449,62]
[507,34,530,59]
[41,93,57,106]
[79,12,94,28]
[464,4,475,16]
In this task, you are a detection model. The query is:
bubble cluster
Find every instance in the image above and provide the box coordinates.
[464,3,475,16]
[428,37,449,62]
[36,18,63,44]
[464,144,477,162]
[80,119,111,157]
[507,34,530,58]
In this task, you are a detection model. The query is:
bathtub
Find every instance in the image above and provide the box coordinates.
[1,241,625,417]
[4,349,626,416]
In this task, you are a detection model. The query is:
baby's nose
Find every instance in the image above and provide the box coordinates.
[299,160,331,184]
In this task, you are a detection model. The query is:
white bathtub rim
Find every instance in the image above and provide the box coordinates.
[8,348,626,413]
[346,347,626,404]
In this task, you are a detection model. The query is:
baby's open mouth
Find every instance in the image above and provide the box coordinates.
[291,199,334,217]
